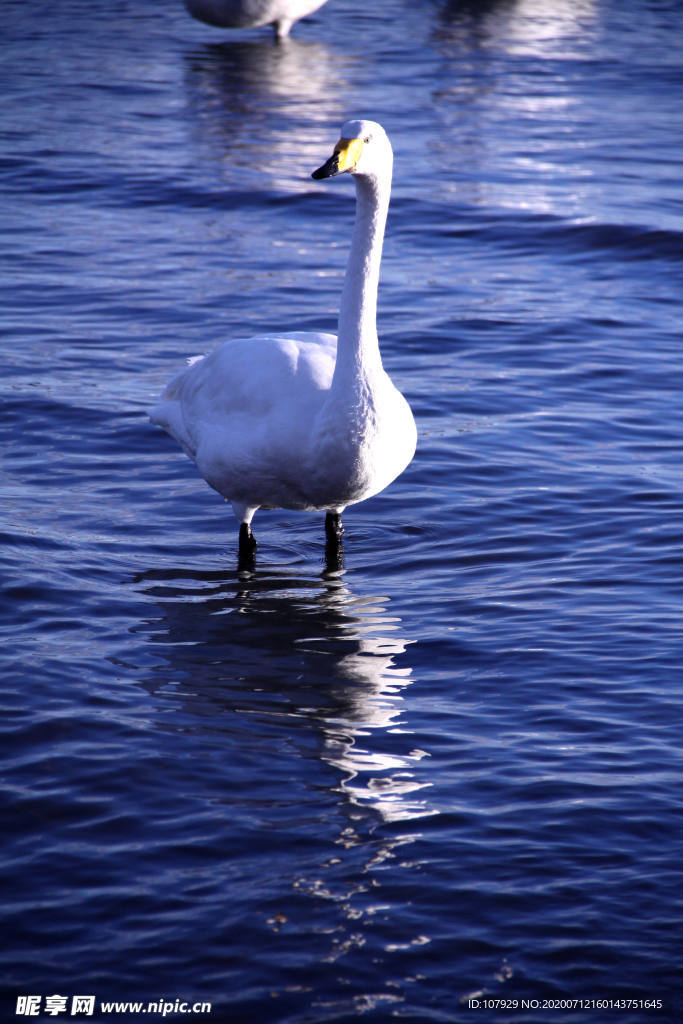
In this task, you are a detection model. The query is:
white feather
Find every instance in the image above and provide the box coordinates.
[183,0,329,38]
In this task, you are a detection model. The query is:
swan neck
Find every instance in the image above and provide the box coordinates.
[334,170,390,383]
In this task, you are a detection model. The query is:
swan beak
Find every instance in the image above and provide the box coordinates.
[312,137,364,180]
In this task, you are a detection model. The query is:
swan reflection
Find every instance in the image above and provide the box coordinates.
[439,0,598,56]
[495,0,599,58]
[183,37,351,191]
[135,563,434,824]
[432,0,599,214]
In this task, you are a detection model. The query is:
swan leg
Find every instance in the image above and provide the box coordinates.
[239,522,257,554]
[324,512,344,572]
[274,18,293,39]
[233,502,258,558]
[325,512,344,542]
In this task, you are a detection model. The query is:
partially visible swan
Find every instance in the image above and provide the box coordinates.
[150,120,417,559]
[183,0,329,39]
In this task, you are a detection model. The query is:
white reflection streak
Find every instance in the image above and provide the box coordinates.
[315,586,435,824]
[186,38,347,192]
[500,0,599,58]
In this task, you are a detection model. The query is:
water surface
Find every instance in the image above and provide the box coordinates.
[2,1,683,1021]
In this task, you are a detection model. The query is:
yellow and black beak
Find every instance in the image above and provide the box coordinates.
[312,137,364,180]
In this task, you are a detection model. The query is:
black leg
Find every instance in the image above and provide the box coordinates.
[324,512,344,572]
[238,522,257,570]
[239,522,257,551]
[325,512,344,542]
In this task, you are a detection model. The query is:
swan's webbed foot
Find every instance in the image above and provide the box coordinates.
[238,522,257,570]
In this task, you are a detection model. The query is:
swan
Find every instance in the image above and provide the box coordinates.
[149,119,417,559]
[183,0,329,39]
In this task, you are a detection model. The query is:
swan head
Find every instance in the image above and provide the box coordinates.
[312,119,392,182]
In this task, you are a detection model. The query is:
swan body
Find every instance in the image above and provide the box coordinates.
[183,0,329,38]
[150,120,417,555]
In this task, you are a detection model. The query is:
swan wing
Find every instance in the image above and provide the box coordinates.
[149,331,337,506]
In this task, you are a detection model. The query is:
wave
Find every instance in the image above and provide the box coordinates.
[394,198,683,266]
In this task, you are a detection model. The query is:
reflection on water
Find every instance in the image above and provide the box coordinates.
[135,563,435,824]
[431,0,601,214]
[183,36,352,189]
[439,0,598,54]
[498,0,599,57]
[134,562,437,987]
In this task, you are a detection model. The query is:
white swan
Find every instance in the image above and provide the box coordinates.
[150,119,417,558]
[183,0,329,39]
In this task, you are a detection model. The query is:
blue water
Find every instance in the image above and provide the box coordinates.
[2,1,683,1021]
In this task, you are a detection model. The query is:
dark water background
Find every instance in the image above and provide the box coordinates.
[2,1,683,1021]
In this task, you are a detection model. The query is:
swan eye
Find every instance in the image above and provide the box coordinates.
[363,136,371,144]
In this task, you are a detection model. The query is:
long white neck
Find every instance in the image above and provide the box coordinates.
[331,167,391,391]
